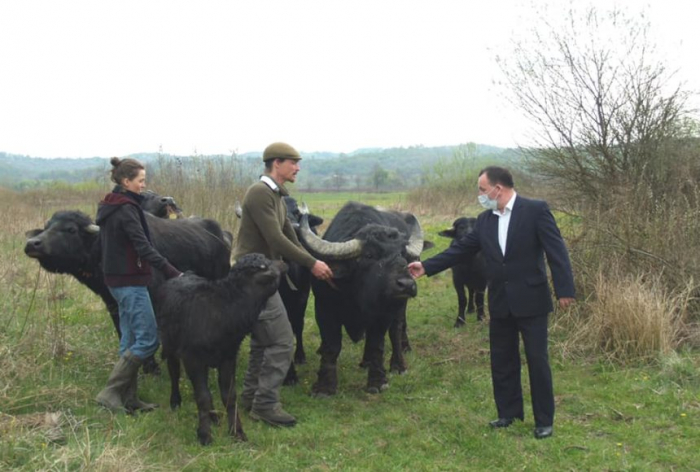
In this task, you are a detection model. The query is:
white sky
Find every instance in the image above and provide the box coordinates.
[1,0,699,158]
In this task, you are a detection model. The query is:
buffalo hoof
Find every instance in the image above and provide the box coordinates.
[233,430,248,442]
[209,411,220,425]
[284,363,299,386]
[402,344,412,353]
[311,391,334,399]
[170,396,181,411]
[366,383,389,394]
[390,365,407,375]
[197,430,213,446]
[358,360,369,369]
[454,317,466,328]
[311,384,336,397]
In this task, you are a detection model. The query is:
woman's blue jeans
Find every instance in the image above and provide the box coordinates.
[108,286,159,360]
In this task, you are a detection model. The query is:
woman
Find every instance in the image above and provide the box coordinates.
[95,157,182,413]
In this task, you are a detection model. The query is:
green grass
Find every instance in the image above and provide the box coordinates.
[1,191,699,471]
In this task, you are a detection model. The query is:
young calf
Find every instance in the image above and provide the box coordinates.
[439,217,487,327]
[154,253,285,445]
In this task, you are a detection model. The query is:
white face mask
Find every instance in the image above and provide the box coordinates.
[478,186,499,210]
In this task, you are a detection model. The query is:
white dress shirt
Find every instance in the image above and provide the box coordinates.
[492,191,517,256]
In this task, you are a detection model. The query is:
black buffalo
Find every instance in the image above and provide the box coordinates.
[140,190,184,219]
[154,253,285,445]
[24,210,231,354]
[298,201,427,395]
[439,217,486,326]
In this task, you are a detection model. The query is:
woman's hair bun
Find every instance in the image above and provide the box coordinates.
[110,157,121,167]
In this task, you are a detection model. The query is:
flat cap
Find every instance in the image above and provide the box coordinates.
[262,142,301,162]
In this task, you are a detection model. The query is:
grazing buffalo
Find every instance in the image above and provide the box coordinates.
[140,190,184,219]
[439,217,486,326]
[24,211,232,368]
[298,201,427,395]
[154,253,285,445]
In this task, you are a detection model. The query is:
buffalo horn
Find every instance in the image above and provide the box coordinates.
[405,214,425,260]
[85,224,100,234]
[234,202,243,219]
[299,205,363,260]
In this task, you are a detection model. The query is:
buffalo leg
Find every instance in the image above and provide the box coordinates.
[107,302,121,338]
[313,291,343,396]
[400,306,411,353]
[142,355,161,376]
[291,294,309,365]
[217,357,246,442]
[294,325,306,365]
[312,311,342,398]
[284,362,299,386]
[389,309,408,374]
[475,290,485,321]
[454,281,467,328]
[167,355,182,410]
[467,286,476,313]
[183,358,215,446]
[313,339,341,397]
[365,325,389,394]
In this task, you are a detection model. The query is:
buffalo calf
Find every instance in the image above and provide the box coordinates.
[154,253,285,445]
[439,217,486,326]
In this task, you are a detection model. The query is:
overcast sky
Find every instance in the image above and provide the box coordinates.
[1,0,698,158]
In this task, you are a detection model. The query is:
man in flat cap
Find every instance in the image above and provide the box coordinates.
[234,142,333,427]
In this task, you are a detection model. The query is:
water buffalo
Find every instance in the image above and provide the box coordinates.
[154,253,285,445]
[298,201,427,395]
[24,210,232,371]
[140,190,183,219]
[439,217,486,326]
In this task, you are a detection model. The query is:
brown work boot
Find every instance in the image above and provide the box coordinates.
[250,405,297,427]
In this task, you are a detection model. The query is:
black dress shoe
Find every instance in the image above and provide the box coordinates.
[534,426,553,439]
[489,418,516,428]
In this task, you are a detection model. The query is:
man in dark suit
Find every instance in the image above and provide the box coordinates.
[408,166,575,439]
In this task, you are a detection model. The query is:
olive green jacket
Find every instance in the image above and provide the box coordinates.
[233,178,317,268]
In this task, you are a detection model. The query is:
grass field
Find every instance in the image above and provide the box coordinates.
[1,190,699,471]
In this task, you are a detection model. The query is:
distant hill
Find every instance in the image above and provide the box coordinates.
[0,144,520,191]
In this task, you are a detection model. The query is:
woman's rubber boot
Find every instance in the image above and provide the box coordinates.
[96,350,140,412]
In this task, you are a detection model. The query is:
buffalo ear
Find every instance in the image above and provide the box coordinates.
[438,229,456,238]
[422,240,435,251]
[25,229,42,238]
[309,215,324,228]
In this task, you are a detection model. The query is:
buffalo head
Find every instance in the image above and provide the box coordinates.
[298,203,420,302]
[141,190,183,219]
[24,211,100,274]
[439,217,477,240]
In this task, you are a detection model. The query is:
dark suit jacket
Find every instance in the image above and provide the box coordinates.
[423,195,575,318]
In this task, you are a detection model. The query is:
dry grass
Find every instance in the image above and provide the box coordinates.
[558,263,695,363]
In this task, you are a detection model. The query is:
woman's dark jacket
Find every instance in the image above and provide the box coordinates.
[96,186,180,287]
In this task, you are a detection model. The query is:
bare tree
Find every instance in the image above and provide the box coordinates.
[497,4,694,207]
